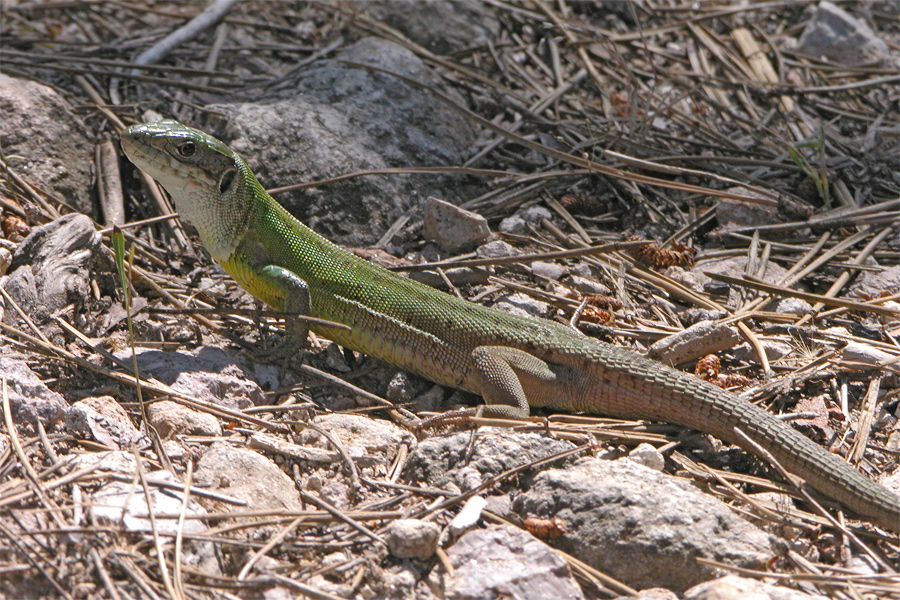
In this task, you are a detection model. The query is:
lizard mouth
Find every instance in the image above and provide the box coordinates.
[121,123,217,189]
[120,123,162,172]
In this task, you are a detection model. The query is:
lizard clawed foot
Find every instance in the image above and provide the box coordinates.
[243,308,310,370]
[250,334,308,367]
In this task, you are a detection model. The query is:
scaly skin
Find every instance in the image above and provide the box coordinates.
[121,120,900,532]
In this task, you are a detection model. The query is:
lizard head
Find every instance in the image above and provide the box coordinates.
[121,119,255,261]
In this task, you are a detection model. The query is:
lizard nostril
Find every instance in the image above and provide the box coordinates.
[125,126,141,143]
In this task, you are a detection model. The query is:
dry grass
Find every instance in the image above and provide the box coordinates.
[1,1,898,598]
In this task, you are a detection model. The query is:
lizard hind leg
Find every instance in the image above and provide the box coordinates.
[471,345,565,419]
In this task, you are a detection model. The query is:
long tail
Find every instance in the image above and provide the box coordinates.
[601,350,900,532]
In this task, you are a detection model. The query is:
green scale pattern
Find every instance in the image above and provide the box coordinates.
[121,119,900,532]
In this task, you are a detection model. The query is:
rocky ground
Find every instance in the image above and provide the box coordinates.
[1,1,899,599]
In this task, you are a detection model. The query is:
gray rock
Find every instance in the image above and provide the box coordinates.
[298,574,359,600]
[409,267,490,289]
[147,400,223,438]
[646,320,741,365]
[531,261,567,281]
[684,575,827,600]
[405,431,577,490]
[414,384,448,414]
[209,37,477,245]
[700,257,793,308]
[116,347,287,410]
[716,188,782,229]
[92,470,208,535]
[160,439,189,463]
[498,215,528,235]
[383,519,441,559]
[321,341,353,374]
[386,371,420,404]
[296,413,413,457]
[483,494,514,521]
[169,370,264,411]
[305,472,353,510]
[773,297,813,315]
[476,240,518,259]
[840,340,900,372]
[628,443,665,472]
[514,457,774,592]
[498,206,553,235]
[443,526,585,600]
[365,1,500,55]
[0,247,12,277]
[665,266,710,294]
[624,589,679,600]
[492,293,553,319]
[66,396,148,449]
[565,274,611,296]
[4,214,111,339]
[520,206,553,223]
[194,442,302,512]
[0,74,93,213]
[797,1,889,66]
[679,307,729,326]
[0,357,67,430]
[64,450,137,474]
[367,563,439,600]
[448,495,487,537]
[733,340,794,363]
[91,470,220,576]
[878,454,900,496]
[197,276,230,299]
[246,430,382,467]
[261,586,299,600]
[848,264,900,299]
[422,197,491,254]
[569,263,594,279]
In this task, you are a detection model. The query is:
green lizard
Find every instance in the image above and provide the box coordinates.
[121,119,900,532]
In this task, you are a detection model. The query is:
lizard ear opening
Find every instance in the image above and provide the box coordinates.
[218,169,236,194]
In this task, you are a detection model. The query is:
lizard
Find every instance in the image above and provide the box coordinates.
[120,119,900,532]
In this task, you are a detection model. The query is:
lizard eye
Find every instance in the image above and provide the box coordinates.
[219,169,236,194]
[178,141,196,158]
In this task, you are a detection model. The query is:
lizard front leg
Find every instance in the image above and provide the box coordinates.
[250,264,311,357]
